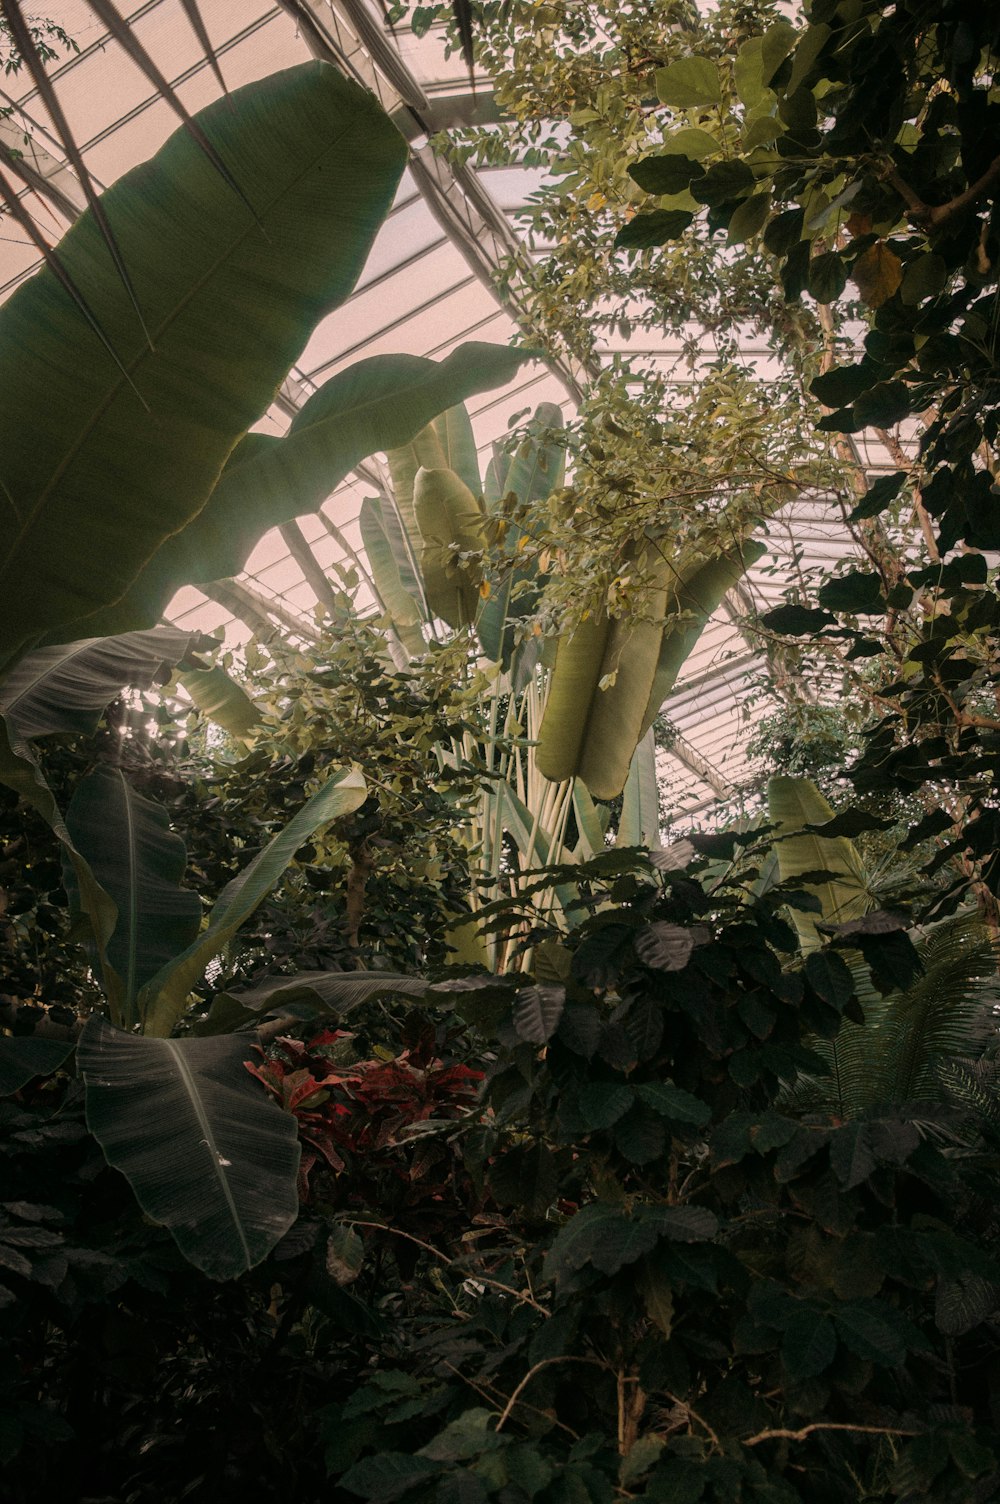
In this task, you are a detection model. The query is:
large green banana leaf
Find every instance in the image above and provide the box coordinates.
[224,971,433,1014]
[767,776,872,949]
[0,62,407,672]
[432,403,481,497]
[413,467,488,629]
[77,1017,300,1281]
[619,730,660,848]
[178,665,262,742]
[64,765,202,1021]
[477,403,565,667]
[71,346,529,641]
[140,766,367,1037]
[0,628,202,741]
[359,495,427,660]
[537,538,764,800]
[0,1037,76,1096]
[386,424,449,540]
[639,542,767,738]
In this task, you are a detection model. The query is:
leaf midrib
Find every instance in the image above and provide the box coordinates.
[164,1037,251,1268]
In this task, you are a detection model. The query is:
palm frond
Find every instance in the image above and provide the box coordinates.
[794,914,1000,1116]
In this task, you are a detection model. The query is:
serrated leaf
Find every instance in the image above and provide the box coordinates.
[834,1302,906,1364]
[781,1308,837,1379]
[636,1081,711,1126]
[340,1453,441,1501]
[577,1081,635,1130]
[614,1107,667,1164]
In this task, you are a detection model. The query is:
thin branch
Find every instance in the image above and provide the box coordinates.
[744,1421,918,1448]
[496,1356,611,1433]
[343,1218,551,1315]
[886,154,1000,229]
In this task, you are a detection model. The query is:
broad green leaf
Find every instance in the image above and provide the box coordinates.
[0,628,201,741]
[728,192,771,244]
[572,780,609,860]
[0,62,407,672]
[692,160,755,208]
[655,57,722,108]
[619,730,659,848]
[77,1016,300,1280]
[734,37,766,106]
[76,346,527,640]
[223,971,432,1013]
[804,949,855,1009]
[615,210,694,249]
[808,251,848,303]
[140,766,367,1036]
[64,765,202,1023]
[636,1081,711,1126]
[359,495,427,657]
[767,777,871,950]
[413,466,487,629]
[639,542,767,738]
[178,665,262,741]
[786,23,832,97]
[852,241,903,308]
[635,922,696,973]
[0,1037,75,1096]
[853,381,911,430]
[901,252,948,305]
[535,612,609,785]
[630,155,705,196]
[760,21,799,83]
[432,403,481,498]
[658,127,720,159]
[340,1454,441,1500]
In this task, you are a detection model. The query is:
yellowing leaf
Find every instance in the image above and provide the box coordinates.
[852,242,903,308]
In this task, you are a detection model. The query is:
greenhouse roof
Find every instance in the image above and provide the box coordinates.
[0,0,892,821]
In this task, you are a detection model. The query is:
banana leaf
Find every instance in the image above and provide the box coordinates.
[0,628,202,741]
[413,467,487,629]
[619,729,660,848]
[140,767,368,1037]
[0,62,406,672]
[178,665,262,741]
[223,971,433,1014]
[432,403,481,497]
[77,1017,300,1281]
[64,765,202,1022]
[71,344,528,642]
[0,1037,75,1095]
[767,776,872,949]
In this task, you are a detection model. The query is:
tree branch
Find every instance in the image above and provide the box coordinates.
[744,1421,917,1448]
[887,155,1000,230]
